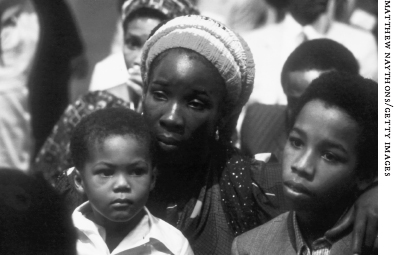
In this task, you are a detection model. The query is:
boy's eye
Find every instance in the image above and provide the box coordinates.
[322,151,345,163]
[97,169,114,177]
[128,167,148,176]
[289,136,303,148]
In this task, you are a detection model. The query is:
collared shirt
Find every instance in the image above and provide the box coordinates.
[293,212,332,255]
[72,201,194,255]
[242,13,377,105]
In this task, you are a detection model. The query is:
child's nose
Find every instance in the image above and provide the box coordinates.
[291,149,315,179]
[113,173,131,192]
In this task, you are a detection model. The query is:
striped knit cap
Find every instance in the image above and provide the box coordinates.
[122,0,199,22]
[141,15,254,135]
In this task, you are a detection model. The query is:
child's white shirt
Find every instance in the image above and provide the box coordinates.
[72,201,194,255]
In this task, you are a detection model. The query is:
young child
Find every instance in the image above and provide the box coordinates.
[232,71,377,254]
[70,108,193,255]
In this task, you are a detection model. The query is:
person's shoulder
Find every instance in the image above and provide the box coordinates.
[329,21,375,43]
[238,211,289,239]
[233,212,290,254]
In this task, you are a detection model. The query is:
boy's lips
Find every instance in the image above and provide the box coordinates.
[283,181,313,196]
[111,198,133,205]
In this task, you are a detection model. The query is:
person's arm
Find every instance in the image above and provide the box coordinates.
[325,183,378,255]
[231,237,241,255]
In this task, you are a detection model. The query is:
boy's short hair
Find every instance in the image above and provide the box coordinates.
[70,108,155,170]
[290,72,377,180]
[281,39,359,91]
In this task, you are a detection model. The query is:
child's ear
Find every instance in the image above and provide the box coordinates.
[73,168,85,195]
[150,166,157,191]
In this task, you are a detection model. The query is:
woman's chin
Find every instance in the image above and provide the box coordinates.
[158,141,180,153]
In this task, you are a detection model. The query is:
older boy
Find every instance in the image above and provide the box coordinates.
[232,72,377,254]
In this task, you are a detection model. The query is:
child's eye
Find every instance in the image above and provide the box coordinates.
[322,152,344,163]
[98,169,114,177]
[289,137,303,149]
[128,168,147,176]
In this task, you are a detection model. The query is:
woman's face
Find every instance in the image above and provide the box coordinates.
[123,16,161,70]
[143,49,225,163]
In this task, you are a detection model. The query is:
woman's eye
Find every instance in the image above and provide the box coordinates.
[189,100,205,111]
[151,91,167,101]
[289,137,303,148]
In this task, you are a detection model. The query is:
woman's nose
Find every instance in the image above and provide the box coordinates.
[291,150,315,179]
[159,102,184,133]
[113,173,131,192]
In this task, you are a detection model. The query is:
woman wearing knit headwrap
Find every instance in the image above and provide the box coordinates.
[105,0,199,110]
[32,0,198,201]
[141,15,378,255]
[139,15,285,254]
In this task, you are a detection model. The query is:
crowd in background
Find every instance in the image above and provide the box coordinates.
[0,0,378,254]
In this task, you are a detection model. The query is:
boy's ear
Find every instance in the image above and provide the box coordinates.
[150,166,157,191]
[73,168,85,195]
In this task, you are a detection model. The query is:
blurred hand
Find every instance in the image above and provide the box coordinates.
[126,65,143,97]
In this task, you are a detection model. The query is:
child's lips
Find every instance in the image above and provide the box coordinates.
[111,198,133,205]
[283,181,313,196]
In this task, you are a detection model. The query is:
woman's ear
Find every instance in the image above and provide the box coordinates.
[73,168,85,195]
[150,166,157,191]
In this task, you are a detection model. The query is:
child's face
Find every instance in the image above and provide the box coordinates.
[77,135,154,225]
[143,49,225,160]
[282,99,358,212]
[123,16,161,70]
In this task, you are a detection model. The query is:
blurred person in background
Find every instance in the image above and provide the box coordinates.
[29,0,88,155]
[0,0,39,172]
[33,0,198,191]
[240,39,359,163]
[243,0,377,105]
[89,0,129,92]
[0,168,76,254]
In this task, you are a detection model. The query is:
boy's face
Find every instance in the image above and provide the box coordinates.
[282,100,358,212]
[76,135,154,225]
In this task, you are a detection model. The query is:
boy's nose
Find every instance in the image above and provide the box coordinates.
[291,150,315,179]
[113,173,131,192]
[159,102,184,133]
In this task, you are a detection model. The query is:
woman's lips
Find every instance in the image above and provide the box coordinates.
[283,181,313,196]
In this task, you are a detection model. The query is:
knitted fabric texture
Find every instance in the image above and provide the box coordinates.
[122,0,199,22]
[141,15,255,133]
